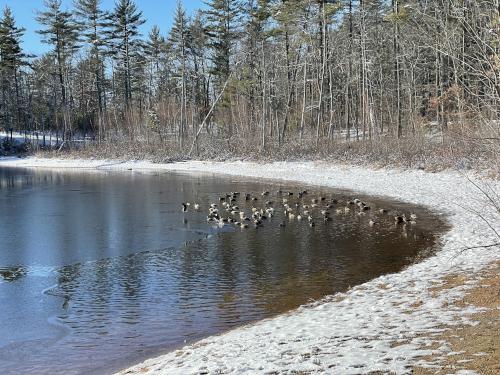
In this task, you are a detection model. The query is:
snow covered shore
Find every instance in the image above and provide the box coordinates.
[1,156,498,374]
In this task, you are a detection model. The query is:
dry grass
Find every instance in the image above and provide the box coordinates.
[413,262,500,374]
[34,132,499,177]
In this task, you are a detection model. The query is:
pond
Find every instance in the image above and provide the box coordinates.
[0,167,448,375]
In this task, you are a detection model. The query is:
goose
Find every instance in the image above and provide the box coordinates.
[240,223,249,229]
[357,211,366,216]
[311,203,319,208]
[309,221,316,227]
[245,193,251,201]
[210,203,218,209]
[379,208,388,214]
[297,214,303,221]
[254,219,263,226]
[323,216,332,222]
[303,204,310,209]
[287,192,294,196]
[194,203,200,211]
[394,214,405,224]
[232,206,239,210]
[239,211,245,219]
[181,203,188,212]
[335,208,343,214]
[262,191,270,196]
[219,196,225,202]
[231,210,238,215]
[369,219,378,226]
[252,197,258,201]
[289,213,296,220]
[354,198,361,204]
[251,207,258,213]
[344,207,351,213]
[307,215,314,222]
[321,210,330,216]
[279,221,286,227]
[311,198,318,204]
[303,210,310,216]
[410,213,417,220]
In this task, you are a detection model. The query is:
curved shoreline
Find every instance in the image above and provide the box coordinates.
[1,157,499,374]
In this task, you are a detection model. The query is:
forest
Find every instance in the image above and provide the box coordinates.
[0,0,499,168]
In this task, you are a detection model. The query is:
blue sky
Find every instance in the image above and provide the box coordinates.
[0,0,206,56]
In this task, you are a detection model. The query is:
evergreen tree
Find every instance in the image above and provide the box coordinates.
[36,0,80,138]
[169,1,191,146]
[107,0,145,109]
[0,6,28,131]
[204,0,241,86]
[74,0,109,118]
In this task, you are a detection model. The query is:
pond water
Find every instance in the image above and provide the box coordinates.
[0,167,448,375]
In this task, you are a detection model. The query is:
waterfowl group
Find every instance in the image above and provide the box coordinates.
[181,190,418,231]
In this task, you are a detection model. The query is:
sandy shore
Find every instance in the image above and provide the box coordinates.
[1,156,499,374]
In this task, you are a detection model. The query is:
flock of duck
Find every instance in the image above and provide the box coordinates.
[181,189,418,230]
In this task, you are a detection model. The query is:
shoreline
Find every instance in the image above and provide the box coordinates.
[1,156,499,374]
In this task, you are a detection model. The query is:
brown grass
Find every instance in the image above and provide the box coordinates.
[33,132,500,177]
[413,262,500,374]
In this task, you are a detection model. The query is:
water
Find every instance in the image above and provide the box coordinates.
[0,167,448,375]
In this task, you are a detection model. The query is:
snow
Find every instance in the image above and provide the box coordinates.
[0,156,498,374]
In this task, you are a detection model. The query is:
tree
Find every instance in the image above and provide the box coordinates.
[36,0,80,140]
[169,1,191,147]
[204,0,241,86]
[0,6,28,132]
[107,0,145,110]
[74,0,109,127]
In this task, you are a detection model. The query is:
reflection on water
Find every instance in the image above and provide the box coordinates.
[0,167,448,375]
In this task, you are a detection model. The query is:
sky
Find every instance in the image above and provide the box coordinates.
[0,0,206,56]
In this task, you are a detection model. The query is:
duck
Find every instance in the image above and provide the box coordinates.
[262,191,270,196]
[369,219,378,226]
[181,203,188,212]
[379,208,388,214]
[309,221,316,227]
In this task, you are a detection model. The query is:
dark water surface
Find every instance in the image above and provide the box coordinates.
[0,167,448,375]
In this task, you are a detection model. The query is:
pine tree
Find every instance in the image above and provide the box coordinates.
[74,0,109,119]
[204,0,241,86]
[36,0,80,139]
[107,0,145,109]
[169,0,191,147]
[0,6,28,132]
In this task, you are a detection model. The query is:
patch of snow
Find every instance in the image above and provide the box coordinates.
[0,157,498,374]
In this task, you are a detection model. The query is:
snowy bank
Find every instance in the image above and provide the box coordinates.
[1,156,499,374]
